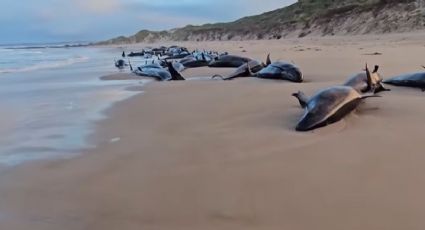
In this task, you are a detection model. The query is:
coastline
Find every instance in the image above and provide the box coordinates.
[2,35,425,229]
[0,45,145,166]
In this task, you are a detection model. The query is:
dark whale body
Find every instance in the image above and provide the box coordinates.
[293,86,377,131]
[256,62,303,82]
[383,70,425,91]
[208,55,252,68]
[133,62,185,81]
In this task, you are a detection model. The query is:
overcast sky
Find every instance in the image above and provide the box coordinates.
[0,0,297,44]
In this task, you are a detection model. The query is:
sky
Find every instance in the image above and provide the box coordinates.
[0,0,297,44]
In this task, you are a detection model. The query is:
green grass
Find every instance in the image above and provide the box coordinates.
[97,0,418,44]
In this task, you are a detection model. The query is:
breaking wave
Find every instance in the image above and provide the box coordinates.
[0,56,89,74]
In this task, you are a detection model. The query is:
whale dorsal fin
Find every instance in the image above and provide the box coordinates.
[266,53,271,66]
[365,63,373,92]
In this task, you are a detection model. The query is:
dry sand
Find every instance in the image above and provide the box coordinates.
[2,33,425,230]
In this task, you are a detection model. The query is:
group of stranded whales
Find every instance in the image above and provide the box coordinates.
[116,46,303,83]
[114,45,425,132]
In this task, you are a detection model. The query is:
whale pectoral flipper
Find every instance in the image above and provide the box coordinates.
[247,62,254,76]
[360,94,382,100]
[167,61,185,81]
[128,59,133,71]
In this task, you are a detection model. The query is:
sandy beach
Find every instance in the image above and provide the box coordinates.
[2,33,425,230]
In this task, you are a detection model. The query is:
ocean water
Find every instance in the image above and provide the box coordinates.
[0,44,144,166]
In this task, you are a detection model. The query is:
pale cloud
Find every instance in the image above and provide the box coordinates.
[0,0,297,43]
[125,0,210,7]
[136,11,209,29]
[73,0,121,13]
[36,9,57,22]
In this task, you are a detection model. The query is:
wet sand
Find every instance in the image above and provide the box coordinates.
[2,33,425,229]
[100,73,141,81]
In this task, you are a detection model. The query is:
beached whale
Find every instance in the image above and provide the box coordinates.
[292,67,379,131]
[383,67,425,91]
[292,85,379,131]
[256,61,303,82]
[180,53,210,68]
[212,54,271,80]
[115,59,126,69]
[164,46,190,59]
[133,61,185,81]
[165,51,191,60]
[152,47,166,55]
[128,51,145,57]
[344,65,390,93]
[208,55,252,68]
[212,60,264,80]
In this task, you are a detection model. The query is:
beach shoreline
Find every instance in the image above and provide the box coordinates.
[2,34,425,229]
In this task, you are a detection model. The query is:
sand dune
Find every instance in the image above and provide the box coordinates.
[2,33,425,230]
